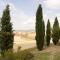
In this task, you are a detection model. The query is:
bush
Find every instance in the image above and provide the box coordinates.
[0,50,34,60]
[0,50,16,60]
[16,50,34,60]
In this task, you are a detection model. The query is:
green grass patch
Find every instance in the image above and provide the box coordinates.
[31,52,50,60]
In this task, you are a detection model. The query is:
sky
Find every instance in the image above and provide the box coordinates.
[0,0,60,31]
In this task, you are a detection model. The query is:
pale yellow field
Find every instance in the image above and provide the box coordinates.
[13,31,36,52]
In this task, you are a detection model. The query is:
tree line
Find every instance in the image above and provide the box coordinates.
[36,4,60,50]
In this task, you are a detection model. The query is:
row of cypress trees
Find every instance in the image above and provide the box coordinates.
[0,5,14,55]
[0,3,60,55]
[36,4,60,50]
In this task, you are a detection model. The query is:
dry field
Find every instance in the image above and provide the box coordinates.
[13,31,53,52]
[13,31,36,51]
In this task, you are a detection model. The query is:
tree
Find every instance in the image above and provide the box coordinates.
[42,20,45,47]
[35,4,45,50]
[43,20,45,38]
[52,17,59,45]
[46,19,51,46]
[1,5,14,54]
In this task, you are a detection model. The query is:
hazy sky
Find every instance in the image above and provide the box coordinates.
[0,0,60,30]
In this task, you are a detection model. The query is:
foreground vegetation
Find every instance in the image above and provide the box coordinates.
[32,52,50,60]
[54,52,60,60]
[0,45,60,60]
[0,50,33,60]
[0,49,50,60]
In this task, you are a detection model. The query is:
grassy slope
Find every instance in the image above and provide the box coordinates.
[28,44,60,60]
[1,44,60,60]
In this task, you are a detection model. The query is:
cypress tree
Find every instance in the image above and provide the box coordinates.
[52,17,59,45]
[46,19,51,46]
[43,20,45,37]
[42,20,45,47]
[1,5,14,54]
[35,4,44,50]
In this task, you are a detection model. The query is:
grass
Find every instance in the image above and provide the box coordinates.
[22,47,50,60]
[54,52,60,60]
[0,49,34,60]
[26,46,60,60]
[31,52,50,60]
[1,45,60,60]
[0,48,50,60]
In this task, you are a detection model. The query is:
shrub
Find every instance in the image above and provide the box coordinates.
[0,50,16,60]
[0,50,34,60]
[16,50,34,60]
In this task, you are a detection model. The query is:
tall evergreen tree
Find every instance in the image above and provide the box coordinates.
[43,20,45,37]
[46,19,51,46]
[52,17,59,45]
[42,20,45,47]
[1,5,14,54]
[35,4,45,50]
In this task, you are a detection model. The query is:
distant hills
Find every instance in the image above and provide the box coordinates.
[14,29,35,32]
